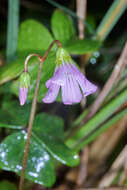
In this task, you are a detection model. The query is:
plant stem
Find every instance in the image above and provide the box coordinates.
[19,40,61,190]
[6,0,19,62]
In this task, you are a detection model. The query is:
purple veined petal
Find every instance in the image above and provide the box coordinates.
[83,78,98,96]
[69,63,98,96]
[43,83,60,103]
[70,76,82,103]
[61,75,82,105]
[46,79,52,88]
[61,77,72,105]
[63,62,76,75]
[76,73,97,96]
[19,87,28,106]
[70,63,83,76]
[49,66,66,86]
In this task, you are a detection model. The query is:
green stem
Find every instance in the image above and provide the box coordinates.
[96,0,127,41]
[6,0,19,62]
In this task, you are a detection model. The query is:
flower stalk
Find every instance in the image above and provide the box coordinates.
[19,40,61,190]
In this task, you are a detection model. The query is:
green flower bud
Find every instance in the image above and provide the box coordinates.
[19,72,30,88]
[56,47,72,66]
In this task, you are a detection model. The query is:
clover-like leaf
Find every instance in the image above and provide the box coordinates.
[18,19,54,54]
[32,114,79,167]
[65,39,101,54]
[51,9,76,44]
[0,131,55,187]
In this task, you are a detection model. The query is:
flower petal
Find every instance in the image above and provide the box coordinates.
[83,78,97,96]
[43,84,60,103]
[19,87,28,106]
[76,73,97,96]
[49,66,65,86]
[69,63,97,96]
[61,75,82,105]
[61,77,72,105]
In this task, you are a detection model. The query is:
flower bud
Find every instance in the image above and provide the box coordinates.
[19,72,30,106]
[19,72,30,89]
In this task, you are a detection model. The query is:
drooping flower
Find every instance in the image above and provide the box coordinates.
[19,72,30,106]
[43,48,97,105]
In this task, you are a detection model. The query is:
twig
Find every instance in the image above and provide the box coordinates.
[76,0,87,39]
[98,145,127,188]
[19,40,61,190]
[76,0,87,109]
[84,42,127,122]
[76,147,88,186]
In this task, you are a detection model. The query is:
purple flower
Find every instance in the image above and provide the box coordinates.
[43,62,97,105]
[19,87,28,106]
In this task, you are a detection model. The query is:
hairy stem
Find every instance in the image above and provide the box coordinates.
[19,40,61,190]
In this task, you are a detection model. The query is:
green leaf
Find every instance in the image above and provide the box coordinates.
[0,112,79,168]
[0,51,36,85]
[0,18,56,85]
[33,113,64,140]
[65,39,101,54]
[18,19,54,54]
[32,114,79,166]
[1,99,31,126]
[0,180,17,190]
[0,131,56,187]
[0,113,79,186]
[0,56,24,85]
[51,9,76,44]
[0,123,23,130]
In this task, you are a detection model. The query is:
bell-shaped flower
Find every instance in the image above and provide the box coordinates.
[19,72,30,106]
[43,48,97,105]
